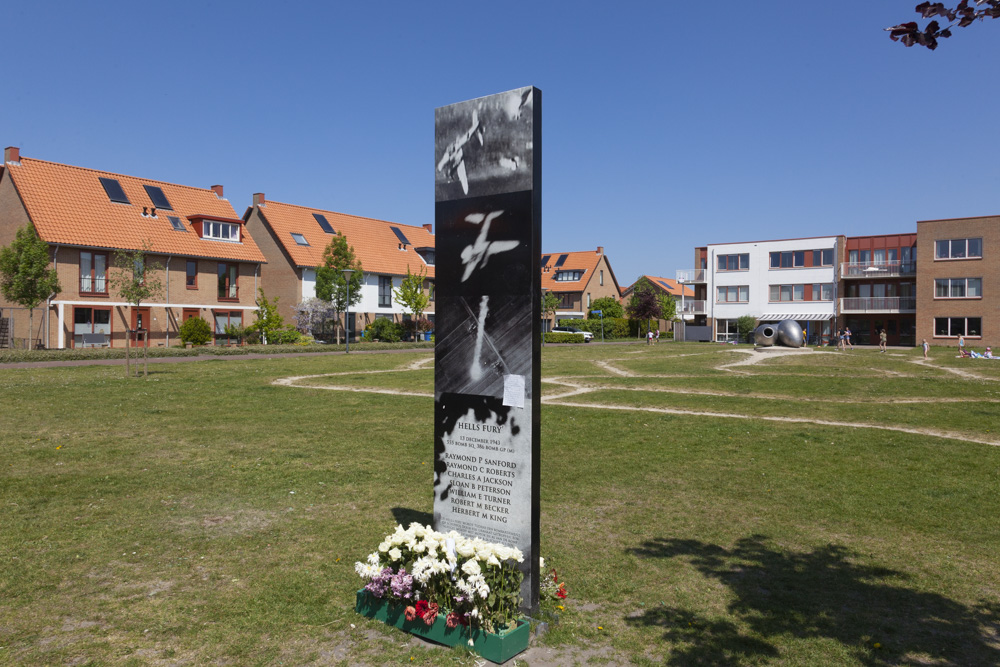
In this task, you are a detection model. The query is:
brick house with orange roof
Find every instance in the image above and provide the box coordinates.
[0,147,266,349]
[540,247,621,330]
[243,194,435,338]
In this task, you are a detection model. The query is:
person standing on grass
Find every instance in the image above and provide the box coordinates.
[655,330,660,343]
[958,334,965,356]
[845,327,854,351]
[923,338,929,360]
[879,328,887,353]
[647,329,653,345]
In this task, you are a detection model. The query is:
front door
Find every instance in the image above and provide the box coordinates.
[131,307,150,345]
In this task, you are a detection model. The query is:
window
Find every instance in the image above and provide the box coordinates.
[291,233,310,246]
[218,263,238,300]
[99,177,130,204]
[167,216,186,231]
[935,278,982,298]
[934,317,982,337]
[716,319,740,343]
[79,251,108,294]
[554,270,582,281]
[600,270,604,286]
[935,238,982,260]
[203,221,240,242]
[587,293,591,308]
[769,251,805,269]
[186,260,197,289]
[313,213,335,234]
[73,307,112,347]
[390,227,412,245]
[812,249,834,266]
[716,285,749,303]
[769,284,805,301]
[214,310,243,343]
[810,283,834,301]
[558,293,574,308]
[717,254,749,271]
[143,185,173,210]
[379,276,392,307]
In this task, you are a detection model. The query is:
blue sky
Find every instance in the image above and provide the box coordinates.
[4,1,999,287]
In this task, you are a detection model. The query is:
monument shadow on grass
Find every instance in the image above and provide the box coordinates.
[627,535,1000,666]
[391,507,433,529]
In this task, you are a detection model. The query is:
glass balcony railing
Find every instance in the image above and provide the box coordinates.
[839,297,916,313]
[840,261,916,279]
[678,300,706,314]
[676,269,706,283]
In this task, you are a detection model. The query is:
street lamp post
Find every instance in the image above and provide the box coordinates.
[343,269,355,354]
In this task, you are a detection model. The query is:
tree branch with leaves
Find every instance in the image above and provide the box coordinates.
[887,1,1000,49]
[315,234,363,345]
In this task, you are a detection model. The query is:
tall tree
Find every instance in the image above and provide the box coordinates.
[315,234,363,344]
[541,290,559,346]
[251,288,284,344]
[588,295,623,320]
[625,277,666,336]
[0,222,61,350]
[108,243,163,377]
[393,266,430,336]
[888,1,1000,49]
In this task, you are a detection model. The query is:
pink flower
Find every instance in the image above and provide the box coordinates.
[423,601,440,626]
[446,612,460,629]
[404,606,417,622]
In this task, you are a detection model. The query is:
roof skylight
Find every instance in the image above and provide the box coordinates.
[313,213,335,234]
[168,216,186,231]
[390,226,412,245]
[554,254,569,267]
[291,233,310,246]
[99,177,130,204]
[143,185,173,210]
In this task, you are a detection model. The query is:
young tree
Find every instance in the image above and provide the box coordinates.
[888,1,1000,49]
[0,222,61,350]
[109,243,163,377]
[658,293,677,323]
[541,290,559,345]
[625,277,667,336]
[587,296,624,320]
[393,266,431,338]
[737,315,757,344]
[252,288,284,344]
[315,234,363,344]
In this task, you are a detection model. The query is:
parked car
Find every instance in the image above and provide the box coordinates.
[552,326,593,342]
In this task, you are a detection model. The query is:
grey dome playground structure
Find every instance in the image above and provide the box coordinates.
[754,320,804,348]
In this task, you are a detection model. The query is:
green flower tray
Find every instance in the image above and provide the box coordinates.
[355,590,530,664]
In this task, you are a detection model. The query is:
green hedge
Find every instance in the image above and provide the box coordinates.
[543,332,586,344]
[559,318,631,340]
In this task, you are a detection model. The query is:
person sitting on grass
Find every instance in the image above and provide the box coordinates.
[985,346,994,359]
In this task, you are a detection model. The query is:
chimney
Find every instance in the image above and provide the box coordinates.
[211,184,224,198]
[597,246,604,255]
[253,192,265,207]
[4,146,20,164]
[423,223,433,233]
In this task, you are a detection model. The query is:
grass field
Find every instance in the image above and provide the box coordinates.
[1,342,999,665]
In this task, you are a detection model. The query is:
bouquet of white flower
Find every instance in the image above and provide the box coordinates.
[355,523,524,634]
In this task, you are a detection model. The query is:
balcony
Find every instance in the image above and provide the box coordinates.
[678,300,707,315]
[79,278,108,295]
[676,269,706,283]
[840,261,916,279]
[839,297,916,314]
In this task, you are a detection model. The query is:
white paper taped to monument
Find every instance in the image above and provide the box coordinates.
[503,374,525,408]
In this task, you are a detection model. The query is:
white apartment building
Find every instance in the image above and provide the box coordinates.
[678,236,841,344]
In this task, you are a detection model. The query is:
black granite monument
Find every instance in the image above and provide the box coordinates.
[433,87,541,610]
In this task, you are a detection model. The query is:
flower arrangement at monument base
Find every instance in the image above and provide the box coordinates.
[354,523,530,663]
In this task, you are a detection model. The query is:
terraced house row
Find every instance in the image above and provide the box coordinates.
[0,147,626,349]
[677,221,999,347]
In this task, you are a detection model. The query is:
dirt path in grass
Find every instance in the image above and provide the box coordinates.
[909,357,997,381]
[274,353,1000,447]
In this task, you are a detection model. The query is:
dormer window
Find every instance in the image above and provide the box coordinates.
[555,270,582,281]
[203,221,240,242]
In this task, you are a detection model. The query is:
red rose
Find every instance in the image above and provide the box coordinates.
[404,606,417,621]
[556,583,567,599]
[414,600,428,616]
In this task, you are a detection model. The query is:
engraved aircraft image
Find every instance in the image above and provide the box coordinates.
[459,210,519,282]
[437,110,484,195]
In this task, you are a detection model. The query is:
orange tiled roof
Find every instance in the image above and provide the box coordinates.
[540,249,607,291]
[251,200,435,277]
[625,275,694,298]
[6,157,265,263]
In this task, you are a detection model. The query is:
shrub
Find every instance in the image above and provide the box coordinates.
[544,332,585,344]
[179,317,212,345]
[272,327,303,345]
[559,318,630,340]
[367,318,402,343]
